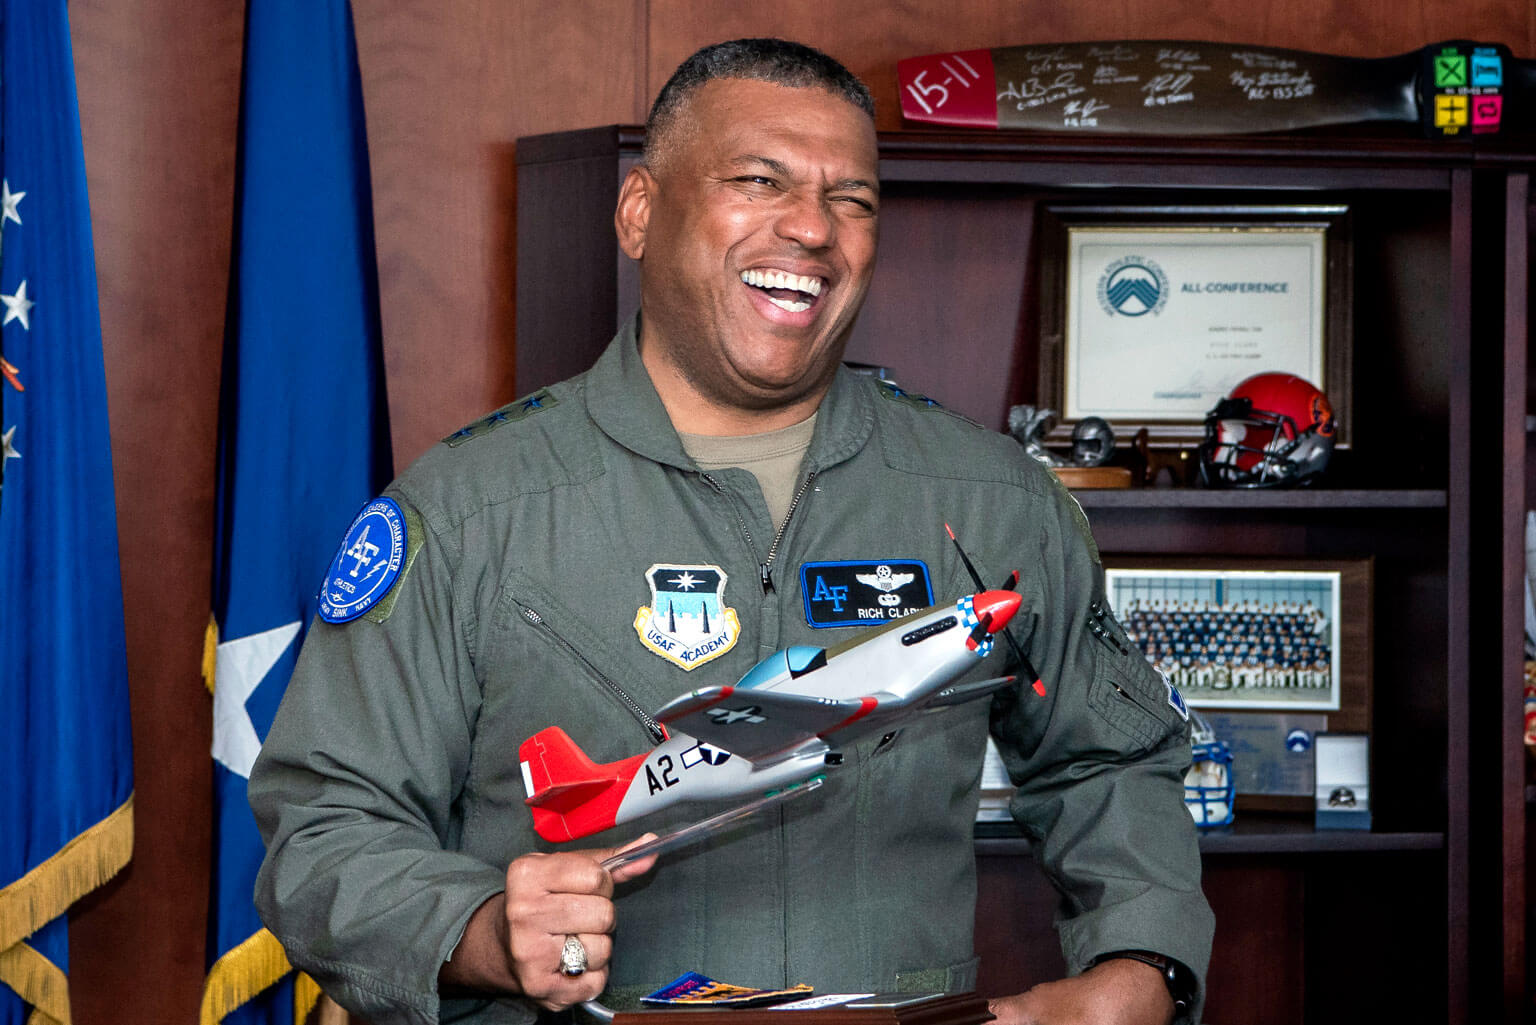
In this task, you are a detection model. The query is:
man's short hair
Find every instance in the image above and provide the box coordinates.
[644,38,874,168]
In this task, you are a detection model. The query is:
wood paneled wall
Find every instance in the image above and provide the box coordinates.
[62,3,1531,1020]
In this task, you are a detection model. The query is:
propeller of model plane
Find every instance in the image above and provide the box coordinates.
[945,523,1046,697]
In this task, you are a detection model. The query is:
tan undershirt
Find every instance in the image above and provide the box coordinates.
[679,413,817,528]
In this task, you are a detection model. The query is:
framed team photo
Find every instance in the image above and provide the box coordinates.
[1103,557,1371,731]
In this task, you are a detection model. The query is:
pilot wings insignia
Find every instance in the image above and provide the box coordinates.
[856,565,914,593]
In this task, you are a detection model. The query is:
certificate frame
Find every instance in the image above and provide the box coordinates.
[1037,205,1353,448]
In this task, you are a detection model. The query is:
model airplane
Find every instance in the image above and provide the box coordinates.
[520,585,1030,842]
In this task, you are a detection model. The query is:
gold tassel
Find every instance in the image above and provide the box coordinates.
[199,928,296,1025]
[293,972,320,1021]
[0,939,71,1025]
[0,795,134,953]
[203,615,220,696]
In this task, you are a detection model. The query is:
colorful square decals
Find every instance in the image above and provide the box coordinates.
[1435,94,1468,129]
[1434,53,1468,88]
[1473,95,1504,133]
[1471,53,1503,87]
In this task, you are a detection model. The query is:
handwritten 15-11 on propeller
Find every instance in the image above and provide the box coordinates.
[519,538,1043,843]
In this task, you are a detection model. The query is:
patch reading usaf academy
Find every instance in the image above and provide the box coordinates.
[633,564,741,671]
[318,497,407,623]
[800,559,934,628]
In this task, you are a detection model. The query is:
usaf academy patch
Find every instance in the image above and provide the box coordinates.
[634,564,741,670]
[800,559,933,628]
[318,497,407,623]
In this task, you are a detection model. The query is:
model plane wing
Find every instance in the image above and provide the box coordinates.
[918,674,1017,710]
[655,686,879,763]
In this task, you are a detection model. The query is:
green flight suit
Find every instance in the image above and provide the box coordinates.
[250,318,1214,1025]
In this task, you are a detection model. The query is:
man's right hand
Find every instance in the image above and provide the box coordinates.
[439,835,658,1009]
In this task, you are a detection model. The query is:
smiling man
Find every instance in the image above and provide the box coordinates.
[618,71,879,434]
[251,39,1213,1025]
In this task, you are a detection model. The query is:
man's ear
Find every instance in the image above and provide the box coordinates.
[614,165,655,261]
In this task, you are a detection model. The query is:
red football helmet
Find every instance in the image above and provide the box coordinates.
[1198,373,1336,488]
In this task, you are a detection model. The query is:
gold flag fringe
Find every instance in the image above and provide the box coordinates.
[293,971,322,1023]
[0,794,134,953]
[0,940,69,1025]
[203,615,219,696]
[200,928,309,1025]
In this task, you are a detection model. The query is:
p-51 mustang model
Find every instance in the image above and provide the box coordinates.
[520,584,1034,842]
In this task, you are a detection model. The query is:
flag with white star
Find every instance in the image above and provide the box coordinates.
[0,3,136,1024]
[202,3,391,1023]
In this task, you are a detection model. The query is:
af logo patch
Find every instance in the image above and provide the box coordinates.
[633,564,741,670]
[318,497,407,623]
[800,559,933,628]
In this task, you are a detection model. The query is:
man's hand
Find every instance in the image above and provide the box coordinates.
[439,835,659,1009]
[987,958,1175,1025]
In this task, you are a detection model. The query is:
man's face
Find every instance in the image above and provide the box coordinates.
[618,77,879,426]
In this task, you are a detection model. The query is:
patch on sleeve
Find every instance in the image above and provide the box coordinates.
[443,389,558,447]
[800,559,934,628]
[1157,665,1190,722]
[362,501,425,624]
[318,497,408,623]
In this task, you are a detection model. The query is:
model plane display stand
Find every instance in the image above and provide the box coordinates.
[611,993,993,1025]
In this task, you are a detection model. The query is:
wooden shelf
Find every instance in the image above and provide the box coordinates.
[975,815,1443,855]
[1070,488,1447,509]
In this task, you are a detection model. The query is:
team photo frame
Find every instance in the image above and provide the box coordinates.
[1104,556,1371,733]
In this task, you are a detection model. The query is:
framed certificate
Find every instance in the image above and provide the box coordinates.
[1037,205,1353,446]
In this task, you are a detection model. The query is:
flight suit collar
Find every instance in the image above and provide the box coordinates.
[585,313,875,474]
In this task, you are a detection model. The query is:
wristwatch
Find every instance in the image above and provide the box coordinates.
[1088,949,1195,1015]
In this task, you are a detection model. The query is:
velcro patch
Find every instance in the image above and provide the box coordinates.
[800,559,934,628]
[318,497,408,623]
[443,389,558,447]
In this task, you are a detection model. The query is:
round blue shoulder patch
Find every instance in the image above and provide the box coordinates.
[318,497,407,624]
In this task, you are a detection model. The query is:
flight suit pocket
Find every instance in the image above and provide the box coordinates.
[1086,632,1183,753]
[895,954,979,993]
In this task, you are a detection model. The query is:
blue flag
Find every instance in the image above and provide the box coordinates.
[0,3,136,1024]
[202,2,391,1023]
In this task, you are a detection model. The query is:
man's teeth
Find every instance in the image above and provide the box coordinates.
[740,268,822,314]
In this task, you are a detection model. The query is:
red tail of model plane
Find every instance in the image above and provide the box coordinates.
[520,727,644,842]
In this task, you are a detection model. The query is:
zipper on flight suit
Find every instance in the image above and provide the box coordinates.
[1086,599,1152,715]
[519,605,666,745]
[701,471,818,594]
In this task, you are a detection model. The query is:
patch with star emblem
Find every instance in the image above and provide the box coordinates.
[633,563,741,671]
[442,389,558,447]
[800,559,933,628]
[318,497,408,623]
[875,379,943,410]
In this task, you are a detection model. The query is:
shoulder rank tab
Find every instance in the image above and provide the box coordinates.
[875,379,943,410]
[443,389,559,447]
